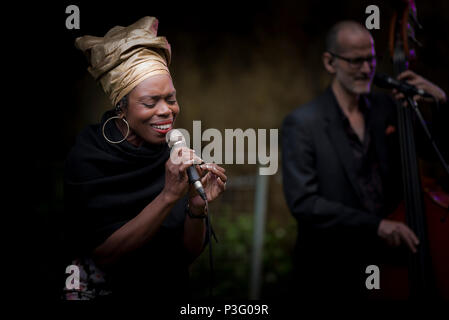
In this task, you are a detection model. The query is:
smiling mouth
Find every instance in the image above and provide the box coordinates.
[150,121,173,134]
[151,123,172,130]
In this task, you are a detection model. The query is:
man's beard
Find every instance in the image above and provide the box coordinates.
[345,75,372,95]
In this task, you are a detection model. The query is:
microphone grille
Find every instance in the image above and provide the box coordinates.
[166,129,185,148]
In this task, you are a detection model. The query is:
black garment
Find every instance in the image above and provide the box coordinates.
[282,87,401,299]
[63,110,190,300]
[337,96,384,215]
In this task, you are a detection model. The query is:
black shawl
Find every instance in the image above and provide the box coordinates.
[63,110,189,299]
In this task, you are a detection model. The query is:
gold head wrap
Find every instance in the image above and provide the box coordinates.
[75,16,171,106]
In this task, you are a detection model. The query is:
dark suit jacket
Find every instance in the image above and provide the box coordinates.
[282,87,401,296]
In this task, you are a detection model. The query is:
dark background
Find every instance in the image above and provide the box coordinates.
[19,0,449,301]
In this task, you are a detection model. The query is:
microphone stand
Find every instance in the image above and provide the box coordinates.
[405,94,449,222]
[405,95,449,177]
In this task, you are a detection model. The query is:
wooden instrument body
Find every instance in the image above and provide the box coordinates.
[378,0,449,299]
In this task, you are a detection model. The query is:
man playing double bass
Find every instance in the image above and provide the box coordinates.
[282,20,447,299]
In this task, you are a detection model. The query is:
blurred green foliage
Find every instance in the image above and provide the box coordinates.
[189,202,296,299]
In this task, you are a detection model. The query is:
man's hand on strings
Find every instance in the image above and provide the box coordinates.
[392,70,447,105]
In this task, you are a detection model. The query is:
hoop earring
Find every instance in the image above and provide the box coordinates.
[102,115,129,144]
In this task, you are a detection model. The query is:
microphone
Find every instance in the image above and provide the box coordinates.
[373,72,433,98]
[166,129,207,201]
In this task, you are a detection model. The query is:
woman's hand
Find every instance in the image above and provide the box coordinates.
[162,147,202,204]
[189,163,227,215]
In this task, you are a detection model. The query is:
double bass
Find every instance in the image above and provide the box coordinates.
[380,0,449,299]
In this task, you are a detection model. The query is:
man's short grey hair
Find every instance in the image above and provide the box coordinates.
[325,20,371,54]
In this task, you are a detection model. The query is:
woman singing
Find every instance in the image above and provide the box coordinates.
[62,16,227,300]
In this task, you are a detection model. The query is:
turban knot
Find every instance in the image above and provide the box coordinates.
[75,16,171,106]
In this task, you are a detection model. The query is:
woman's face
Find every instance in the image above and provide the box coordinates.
[123,74,179,145]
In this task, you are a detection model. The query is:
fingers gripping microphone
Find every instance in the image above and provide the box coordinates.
[166,129,207,201]
[373,72,433,98]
